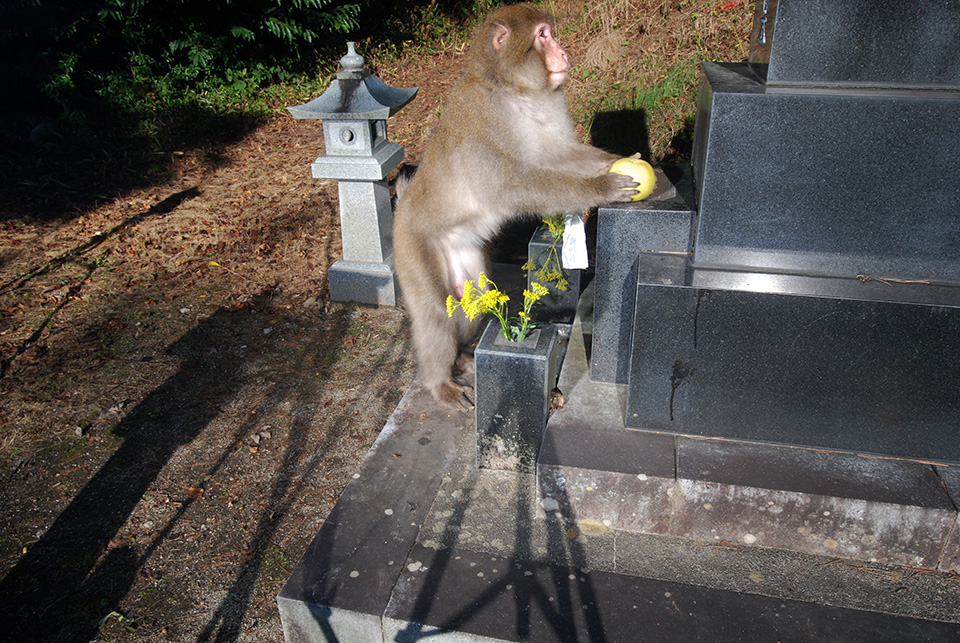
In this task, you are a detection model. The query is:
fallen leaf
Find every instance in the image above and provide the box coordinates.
[186,487,204,500]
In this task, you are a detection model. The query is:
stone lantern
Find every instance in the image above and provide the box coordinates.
[289,42,417,305]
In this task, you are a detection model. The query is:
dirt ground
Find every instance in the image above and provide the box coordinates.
[0,3,751,641]
[0,33,471,640]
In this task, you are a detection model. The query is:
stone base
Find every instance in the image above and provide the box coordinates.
[591,164,694,384]
[328,257,398,306]
[277,279,960,643]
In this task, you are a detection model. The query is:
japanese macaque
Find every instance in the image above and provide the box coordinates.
[394,4,638,411]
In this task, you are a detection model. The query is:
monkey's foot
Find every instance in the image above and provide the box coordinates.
[455,353,476,377]
[433,380,474,413]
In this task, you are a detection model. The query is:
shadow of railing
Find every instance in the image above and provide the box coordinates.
[0,286,399,642]
[390,412,607,642]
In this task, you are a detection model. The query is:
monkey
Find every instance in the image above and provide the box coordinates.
[393,4,639,412]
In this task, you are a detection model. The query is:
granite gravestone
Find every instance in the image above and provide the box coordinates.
[594,0,960,462]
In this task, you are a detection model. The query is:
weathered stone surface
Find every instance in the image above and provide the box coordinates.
[277,385,469,642]
[936,466,960,573]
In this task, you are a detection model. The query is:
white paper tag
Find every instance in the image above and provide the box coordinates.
[561,211,589,270]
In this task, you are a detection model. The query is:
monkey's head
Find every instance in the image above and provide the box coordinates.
[475,4,569,92]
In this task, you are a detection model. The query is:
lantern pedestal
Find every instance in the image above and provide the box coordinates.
[313,144,403,305]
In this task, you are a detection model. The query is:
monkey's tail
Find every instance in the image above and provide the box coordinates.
[394,164,417,205]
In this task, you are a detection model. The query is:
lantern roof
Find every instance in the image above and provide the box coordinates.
[288,42,418,121]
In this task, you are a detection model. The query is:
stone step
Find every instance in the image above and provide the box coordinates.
[542,293,960,573]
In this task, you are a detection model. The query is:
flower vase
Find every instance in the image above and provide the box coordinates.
[474,320,559,473]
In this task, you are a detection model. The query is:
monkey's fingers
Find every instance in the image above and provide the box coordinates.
[608,172,641,202]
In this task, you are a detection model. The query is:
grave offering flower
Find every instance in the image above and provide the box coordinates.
[446,272,549,342]
[522,212,569,292]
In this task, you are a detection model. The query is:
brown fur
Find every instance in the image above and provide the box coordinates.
[394,4,637,411]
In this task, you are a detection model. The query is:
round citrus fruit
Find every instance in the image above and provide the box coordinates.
[610,158,656,201]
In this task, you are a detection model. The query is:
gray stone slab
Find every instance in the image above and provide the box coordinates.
[677,438,953,509]
[692,62,960,286]
[384,543,960,642]
[670,439,958,567]
[592,165,695,384]
[538,464,676,537]
[277,385,470,643]
[670,477,955,568]
[750,0,960,89]
[611,530,960,626]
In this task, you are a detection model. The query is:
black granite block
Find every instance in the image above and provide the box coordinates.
[538,424,675,478]
[625,255,960,463]
[592,165,695,384]
[750,0,960,89]
[526,226,581,324]
[475,321,559,473]
[692,62,960,286]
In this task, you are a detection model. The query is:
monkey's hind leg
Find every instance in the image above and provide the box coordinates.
[412,307,475,412]
[452,312,482,386]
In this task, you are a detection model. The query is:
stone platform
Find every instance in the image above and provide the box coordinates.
[277,280,960,642]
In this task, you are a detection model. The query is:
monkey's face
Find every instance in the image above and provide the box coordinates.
[484,6,570,92]
[534,22,569,89]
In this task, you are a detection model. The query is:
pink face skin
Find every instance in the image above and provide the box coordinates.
[534,23,569,88]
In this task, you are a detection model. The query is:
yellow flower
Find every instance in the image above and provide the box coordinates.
[543,213,565,239]
[531,282,549,297]
[520,260,536,271]
[460,279,475,309]
[478,272,490,289]
[446,295,457,317]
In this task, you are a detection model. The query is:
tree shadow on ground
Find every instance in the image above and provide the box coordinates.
[0,289,379,642]
[390,435,608,642]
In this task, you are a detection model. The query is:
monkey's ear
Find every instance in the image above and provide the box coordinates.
[491,21,510,51]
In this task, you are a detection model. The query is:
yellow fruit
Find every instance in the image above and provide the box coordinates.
[610,158,656,201]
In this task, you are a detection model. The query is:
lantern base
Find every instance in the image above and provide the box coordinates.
[328,256,398,306]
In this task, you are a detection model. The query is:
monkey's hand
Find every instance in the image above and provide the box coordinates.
[598,170,640,203]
